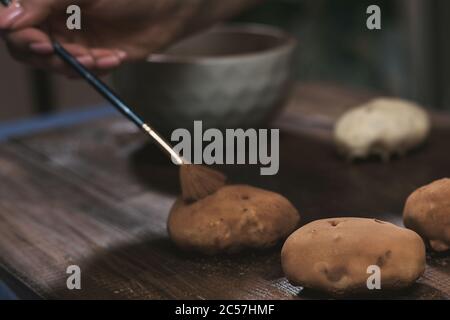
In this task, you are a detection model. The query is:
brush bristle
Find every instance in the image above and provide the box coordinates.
[179,164,226,202]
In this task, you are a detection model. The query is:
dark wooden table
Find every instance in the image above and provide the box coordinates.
[0,83,449,299]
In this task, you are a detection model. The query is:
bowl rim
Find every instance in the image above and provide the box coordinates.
[146,23,297,64]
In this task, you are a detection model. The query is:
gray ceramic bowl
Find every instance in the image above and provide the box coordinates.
[113,24,297,135]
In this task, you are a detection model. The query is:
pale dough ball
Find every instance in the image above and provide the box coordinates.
[404,178,450,252]
[281,218,425,296]
[334,98,430,160]
[168,185,300,254]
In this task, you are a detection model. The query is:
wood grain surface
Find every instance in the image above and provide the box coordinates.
[0,83,449,299]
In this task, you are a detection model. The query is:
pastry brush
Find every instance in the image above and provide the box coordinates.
[1,0,226,201]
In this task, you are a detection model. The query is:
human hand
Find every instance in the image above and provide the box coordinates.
[0,0,261,76]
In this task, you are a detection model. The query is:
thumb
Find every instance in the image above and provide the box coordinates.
[0,0,51,30]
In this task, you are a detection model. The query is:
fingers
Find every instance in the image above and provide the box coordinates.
[0,0,50,31]
[4,27,127,76]
[91,48,127,70]
[0,0,129,76]
[5,27,51,60]
[0,0,24,30]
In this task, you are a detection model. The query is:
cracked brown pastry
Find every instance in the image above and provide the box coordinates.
[168,185,300,254]
[281,217,425,296]
[404,178,450,252]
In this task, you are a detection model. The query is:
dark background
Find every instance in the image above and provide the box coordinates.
[0,0,449,119]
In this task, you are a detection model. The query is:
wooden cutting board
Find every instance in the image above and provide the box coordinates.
[0,83,449,299]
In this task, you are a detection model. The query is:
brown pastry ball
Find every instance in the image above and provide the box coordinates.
[281,218,425,296]
[168,185,300,254]
[404,178,450,252]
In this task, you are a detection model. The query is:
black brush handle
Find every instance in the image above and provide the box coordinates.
[1,0,144,129]
[52,42,144,128]
[1,0,185,163]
